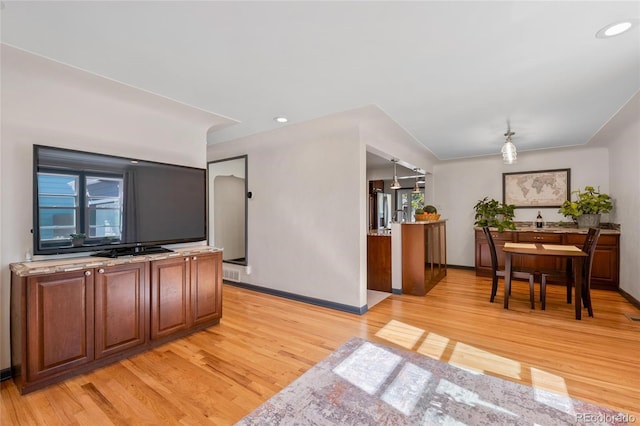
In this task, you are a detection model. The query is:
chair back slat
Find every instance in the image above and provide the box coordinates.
[482,226,498,271]
[582,227,601,281]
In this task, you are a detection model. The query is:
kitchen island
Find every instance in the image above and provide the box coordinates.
[392,220,447,296]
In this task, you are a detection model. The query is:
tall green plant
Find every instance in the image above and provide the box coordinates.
[473,197,516,232]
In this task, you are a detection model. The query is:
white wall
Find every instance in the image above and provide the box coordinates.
[0,47,224,371]
[207,105,438,311]
[208,121,366,309]
[433,146,610,267]
[592,93,640,300]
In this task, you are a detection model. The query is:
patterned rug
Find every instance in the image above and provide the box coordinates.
[237,337,629,425]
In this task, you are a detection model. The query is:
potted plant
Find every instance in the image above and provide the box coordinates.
[69,233,87,247]
[473,197,516,232]
[558,186,612,228]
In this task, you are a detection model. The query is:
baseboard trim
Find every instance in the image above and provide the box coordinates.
[1,368,11,382]
[392,288,402,295]
[223,280,367,315]
[447,264,476,271]
[618,288,640,310]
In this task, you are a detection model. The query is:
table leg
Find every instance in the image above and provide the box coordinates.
[504,253,512,309]
[574,255,582,320]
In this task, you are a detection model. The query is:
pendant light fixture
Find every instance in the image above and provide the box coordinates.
[501,128,517,164]
[390,159,401,189]
[412,168,421,193]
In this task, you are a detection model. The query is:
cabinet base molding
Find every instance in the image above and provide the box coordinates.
[618,288,640,310]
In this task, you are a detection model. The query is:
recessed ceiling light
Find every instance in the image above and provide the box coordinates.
[274,116,288,123]
[596,21,635,38]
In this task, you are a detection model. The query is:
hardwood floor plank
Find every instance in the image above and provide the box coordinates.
[2,269,639,424]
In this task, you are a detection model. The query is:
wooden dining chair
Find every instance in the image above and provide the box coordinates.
[482,226,536,309]
[540,227,600,316]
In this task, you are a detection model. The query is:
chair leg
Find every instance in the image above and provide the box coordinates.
[566,280,572,304]
[529,275,535,310]
[541,275,546,311]
[490,275,498,303]
[583,280,594,317]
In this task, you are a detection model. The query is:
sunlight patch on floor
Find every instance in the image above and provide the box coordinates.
[531,367,575,416]
[375,319,425,349]
[417,332,450,360]
[374,319,577,412]
[449,342,522,380]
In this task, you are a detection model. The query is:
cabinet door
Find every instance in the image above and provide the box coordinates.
[190,252,222,326]
[566,234,619,289]
[475,230,513,272]
[367,235,392,292]
[26,270,94,382]
[94,263,148,359]
[150,257,190,340]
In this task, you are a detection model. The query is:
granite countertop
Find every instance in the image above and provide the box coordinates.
[10,246,222,277]
[476,225,620,235]
[368,230,391,236]
[403,219,447,225]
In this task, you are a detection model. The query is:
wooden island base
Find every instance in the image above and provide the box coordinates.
[401,221,447,296]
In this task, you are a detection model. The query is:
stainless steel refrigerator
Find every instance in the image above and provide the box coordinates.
[377,193,392,229]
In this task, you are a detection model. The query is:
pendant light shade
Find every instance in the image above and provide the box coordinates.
[390,159,401,189]
[502,130,517,164]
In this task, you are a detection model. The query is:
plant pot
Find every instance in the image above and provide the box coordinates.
[576,214,601,229]
[71,238,85,247]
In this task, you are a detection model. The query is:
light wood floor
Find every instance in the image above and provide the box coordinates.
[2,269,639,424]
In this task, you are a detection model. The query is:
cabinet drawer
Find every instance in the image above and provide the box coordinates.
[476,230,513,241]
[517,233,563,243]
[566,233,618,246]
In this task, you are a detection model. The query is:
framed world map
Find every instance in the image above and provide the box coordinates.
[503,168,570,208]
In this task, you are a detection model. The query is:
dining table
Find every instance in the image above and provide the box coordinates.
[502,242,588,320]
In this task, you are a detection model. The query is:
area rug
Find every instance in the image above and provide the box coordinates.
[237,337,629,425]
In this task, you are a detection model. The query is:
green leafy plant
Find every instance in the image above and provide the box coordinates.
[69,233,87,239]
[473,197,516,232]
[558,186,612,220]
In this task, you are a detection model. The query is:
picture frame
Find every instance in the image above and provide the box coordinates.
[503,168,570,208]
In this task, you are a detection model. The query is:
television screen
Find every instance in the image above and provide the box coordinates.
[33,145,206,256]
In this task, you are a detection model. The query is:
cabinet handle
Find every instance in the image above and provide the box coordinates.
[98,268,104,274]
[185,257,189,262]
[85,271,91,276]
[192,256,197,261]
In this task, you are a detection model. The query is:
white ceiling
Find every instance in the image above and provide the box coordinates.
[1,1,638,161]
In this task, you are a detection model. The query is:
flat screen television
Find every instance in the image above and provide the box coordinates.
[33,145,207,257]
